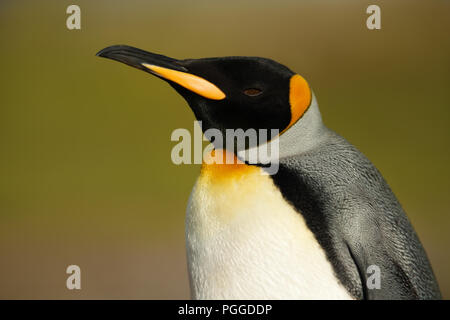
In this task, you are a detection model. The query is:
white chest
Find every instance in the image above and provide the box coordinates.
[185,161,353,300]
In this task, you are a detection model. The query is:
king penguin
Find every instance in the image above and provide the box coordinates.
[97,45,441,300]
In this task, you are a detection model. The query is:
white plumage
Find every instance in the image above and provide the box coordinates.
[185,156,352,300]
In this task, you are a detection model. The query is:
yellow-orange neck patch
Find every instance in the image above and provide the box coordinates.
[201,149,259,183]
[142,64,226,100]
[285,74,311,132]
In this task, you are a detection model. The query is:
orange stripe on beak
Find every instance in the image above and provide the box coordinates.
[142,64,226,100]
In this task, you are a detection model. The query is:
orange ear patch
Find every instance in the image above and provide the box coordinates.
[285,74,311,131]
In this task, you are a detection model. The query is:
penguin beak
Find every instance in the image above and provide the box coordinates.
[96,45,226,100]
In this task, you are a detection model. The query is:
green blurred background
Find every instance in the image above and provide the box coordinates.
[0,0,449,299]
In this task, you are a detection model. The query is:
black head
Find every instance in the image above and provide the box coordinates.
[97,45,311,148]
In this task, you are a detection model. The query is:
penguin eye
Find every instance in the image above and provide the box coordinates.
[243,88,263,97]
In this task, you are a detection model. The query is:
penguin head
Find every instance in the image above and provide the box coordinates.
[97,45,313,151]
